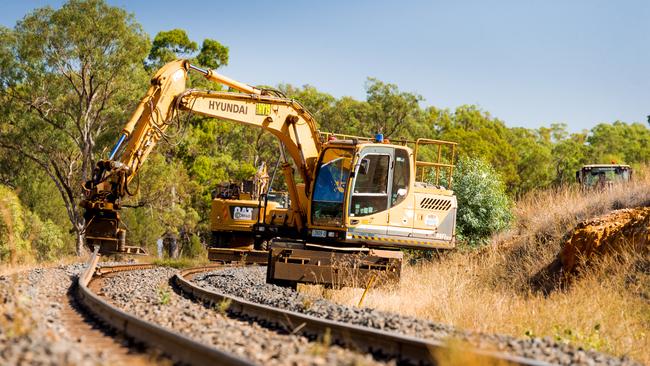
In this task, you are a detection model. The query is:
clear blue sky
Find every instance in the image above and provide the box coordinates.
[2,0,648,131]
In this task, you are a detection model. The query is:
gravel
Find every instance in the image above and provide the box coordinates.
[99,266,389,366]
[193,266,642,366]
[0,264,106,366]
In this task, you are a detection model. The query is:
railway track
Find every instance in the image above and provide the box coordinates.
[75,248,550,366]
[76,250,253,366]
[176,267,550,366]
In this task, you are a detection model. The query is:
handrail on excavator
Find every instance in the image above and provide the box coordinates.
[413,138,457,188]
[321,132,457,188]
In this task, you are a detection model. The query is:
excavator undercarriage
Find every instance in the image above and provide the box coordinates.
[267,242,402,288]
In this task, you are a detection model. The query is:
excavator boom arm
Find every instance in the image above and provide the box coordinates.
[82,60,321,254]
[177,90,321,187]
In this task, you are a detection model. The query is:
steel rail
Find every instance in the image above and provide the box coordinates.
[75,249,254,366]
[175,267,551,366]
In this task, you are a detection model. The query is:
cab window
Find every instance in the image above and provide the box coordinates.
[350,154,389,217]
[311,148,353,226]
[391,149,410,206]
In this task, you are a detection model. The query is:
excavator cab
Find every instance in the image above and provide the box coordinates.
[307,138,457,249]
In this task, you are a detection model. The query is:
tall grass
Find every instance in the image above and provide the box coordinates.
[304,172,650,363]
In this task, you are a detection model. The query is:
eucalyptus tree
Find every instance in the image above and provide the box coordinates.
[0,0,150,254]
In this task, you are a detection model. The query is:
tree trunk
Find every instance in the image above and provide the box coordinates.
[168,236,179,259]
[76,231,86,257]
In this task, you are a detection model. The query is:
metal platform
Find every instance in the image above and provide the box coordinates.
[266,244,402,287]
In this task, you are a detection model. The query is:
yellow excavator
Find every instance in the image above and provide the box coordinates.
[209,162,289,262]
[81,60,458,286]
[210,162,272,250]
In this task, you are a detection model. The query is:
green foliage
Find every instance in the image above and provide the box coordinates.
[147,28,229,72]
[148,28,198,66]
[438,105,520,190]
[181,234,205,259]
[152,257,207,269]
[552,133,588,185]
[509,127,554,195]
[27,213,69,261]
[157,286,171,305]
[0,185,68,263]
[121,153,199,250]
[215,298,232,314]
[365,78,422,138]
[440,157,513,246]
[181,234,208,258]
[551,324,607,351]
[197,39,229,69]
[0,185,31,263]
[588,122,650,165]
[0,0,150,255]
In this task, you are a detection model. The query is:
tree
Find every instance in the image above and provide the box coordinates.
[147,28,197,67]
[121,153,199,253]
[438,105,520,190]
[147,29,229,72]
[144,29,250,236]
[0,185,67,263]
[0,0,150,255]
[509,127,554,195]
[552,132,588,185]
[587,121,650,165]
[364,78,422,138]
[279,84,335,123]
[197,39,229,70]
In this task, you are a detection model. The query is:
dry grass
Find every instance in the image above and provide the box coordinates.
[302,173,650,364]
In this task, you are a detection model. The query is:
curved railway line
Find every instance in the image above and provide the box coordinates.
[75,249,550,366]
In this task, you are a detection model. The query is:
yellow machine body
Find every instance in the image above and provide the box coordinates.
[210,197,286,247]
[81,59,459,286]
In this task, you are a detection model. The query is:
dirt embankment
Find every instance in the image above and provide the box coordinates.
[560,207,650,273]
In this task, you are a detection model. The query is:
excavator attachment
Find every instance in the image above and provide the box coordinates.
[81,208,146,255]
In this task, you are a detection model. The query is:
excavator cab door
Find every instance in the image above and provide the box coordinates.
[386,148,413,237]
[347,146,393,236]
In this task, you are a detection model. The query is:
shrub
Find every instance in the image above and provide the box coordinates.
[437,156,512,246]
[0,185,32,263]
[181,233,206,258]
[0,185,69,263]
[28,213,68,261]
